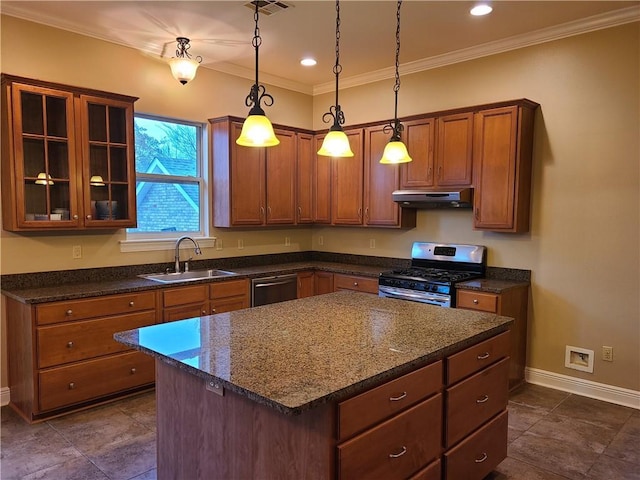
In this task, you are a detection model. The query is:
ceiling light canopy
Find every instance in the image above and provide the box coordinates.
[168,37,202,85]
[380,0,411,164]
[470,3,493,16]
[317,0,353,157]
[237,1,280,147]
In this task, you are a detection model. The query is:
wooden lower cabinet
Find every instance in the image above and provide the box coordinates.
[333,273,378,294]
[315,271,334,295]
[5,291,158,422]
[297,271,315,298]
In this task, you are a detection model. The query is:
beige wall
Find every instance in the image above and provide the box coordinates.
[1,16,638,394]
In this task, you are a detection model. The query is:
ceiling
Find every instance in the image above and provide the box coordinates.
[2,1,639,94]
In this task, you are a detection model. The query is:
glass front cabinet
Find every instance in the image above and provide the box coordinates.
[1,75,137,231]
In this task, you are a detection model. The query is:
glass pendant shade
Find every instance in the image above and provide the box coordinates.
[35,172,54,185]
[236,112,280,147]
[379,140,412,164]
[169,57,200,85]
[317,129,354,157]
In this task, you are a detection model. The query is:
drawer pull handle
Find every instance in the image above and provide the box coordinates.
[131,368,137,374]
[473,299,479,304]
[67,341,74,348]
[66,309,73,316]
[389,446,407,458]
[389,392,407,402]
[477,352,490,360]
[476,395,489,404]
[68,382,75,390]
[129,301,135,307]
[475,453,488,463]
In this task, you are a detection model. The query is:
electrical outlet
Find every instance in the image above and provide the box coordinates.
[237,239,244,250]
[602,346,613,362]
[318,235,324,246]
[72,245,82,259]
[285,237,291,246]
[369,239,376,249]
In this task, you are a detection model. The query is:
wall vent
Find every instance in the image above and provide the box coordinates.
[244,1,293,16]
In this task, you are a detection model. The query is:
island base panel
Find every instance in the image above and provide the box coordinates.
[155,361,336,479]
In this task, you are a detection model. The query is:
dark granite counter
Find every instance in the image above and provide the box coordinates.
[457,278,530,294]
[115,291,512,415]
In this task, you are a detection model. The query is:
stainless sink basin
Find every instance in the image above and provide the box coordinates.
[139,269,238,284]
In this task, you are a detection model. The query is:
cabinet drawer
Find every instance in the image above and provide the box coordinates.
[338,394,442,480]
[39,351,155,412]
[36,292,156,325]
[210,278,249,299]
[457,290,498,312]
[444,410,508,480]
[408,459,441,480]
[339,361,442,441]
[163,285,208,307]
[163,302,209,323]
[334,274,378,294]
[37,311,156,368]
[446,330,510,385]
[445,357,509,447]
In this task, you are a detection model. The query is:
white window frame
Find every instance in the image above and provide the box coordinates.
[120,113,215,253]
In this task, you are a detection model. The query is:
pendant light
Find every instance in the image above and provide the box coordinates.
[380,0,412,164]
[168,37,202,85]
[317,0,353,157]
[236,1,280,147]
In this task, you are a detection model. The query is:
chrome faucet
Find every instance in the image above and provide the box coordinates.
[174,236,202,273]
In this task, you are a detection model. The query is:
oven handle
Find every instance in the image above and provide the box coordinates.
[378,286,449,306]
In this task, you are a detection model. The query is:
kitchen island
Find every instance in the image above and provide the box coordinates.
[115,291,513,480]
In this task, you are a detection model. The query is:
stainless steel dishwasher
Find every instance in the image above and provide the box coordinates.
[251,274,298,307]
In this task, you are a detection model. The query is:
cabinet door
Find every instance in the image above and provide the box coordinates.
[5,83,79,230]
[231,123,266,225]
[473,105,534,232]
[435,112,473,187]
[400,118,436,189]
[364,125,401,226]
[297,271,315,298]
[314,272,334,295]
[79,95,136,227]
[211,296,247,314]
[313,135,332,224]
[265,128,296,224]
[296,133,314,224]
[163,302,209,322]
[332,129,364,225]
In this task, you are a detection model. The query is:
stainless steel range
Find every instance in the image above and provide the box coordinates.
[379,242,487,307]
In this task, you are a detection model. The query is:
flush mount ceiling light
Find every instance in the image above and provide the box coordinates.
[380,0,411,164]
[236,1,280,147]
[300,57,317,67]
[470,3,493,16]
[317,0,353,157]
[168,37,202,85]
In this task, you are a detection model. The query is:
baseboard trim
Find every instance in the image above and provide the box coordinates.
[525,367,640,410]
[1,387,10,407]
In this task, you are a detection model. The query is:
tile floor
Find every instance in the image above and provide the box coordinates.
[1,383,638,479]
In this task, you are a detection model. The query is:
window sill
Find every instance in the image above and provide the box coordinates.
[120,237,217,253]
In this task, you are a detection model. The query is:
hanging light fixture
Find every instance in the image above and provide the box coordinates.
[236,1,279,147]
[317,0,353,157]
[380,1,411,164]
[168,37,202,85]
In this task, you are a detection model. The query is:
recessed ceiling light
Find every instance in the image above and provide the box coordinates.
[300,57,317,67]
[470,3,492,16]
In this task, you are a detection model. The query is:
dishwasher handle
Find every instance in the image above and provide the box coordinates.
[253,279,295,288]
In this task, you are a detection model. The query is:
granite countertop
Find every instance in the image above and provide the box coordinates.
[457,278,529,294]
[1,261,387,304]
[115,291,512,415]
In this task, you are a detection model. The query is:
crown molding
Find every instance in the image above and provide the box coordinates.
[205,62,313,95]
[313,5,640,96]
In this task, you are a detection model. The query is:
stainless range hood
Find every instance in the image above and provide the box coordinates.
[392,188,473,209]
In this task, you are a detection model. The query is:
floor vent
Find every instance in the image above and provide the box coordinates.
[244,0,293,16]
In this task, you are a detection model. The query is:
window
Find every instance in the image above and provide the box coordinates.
[127,114,207,240]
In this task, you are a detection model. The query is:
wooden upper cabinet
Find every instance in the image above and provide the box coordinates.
[435,112,474,187]
[1,75,137,231]
[296,133,314,224]
[313,134,332,224]
[400,118,436,189]
[364,124,401,226]
[265,128,296,225]
[332,129,364,225]
[230,122,265,226]
[473,102,537,232]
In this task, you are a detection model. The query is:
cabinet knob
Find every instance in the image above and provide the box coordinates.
[388,446,407,459]
[66,309,73,316]
[202,310,207,315]
[130,368,137,374]
[353,282,358,287]
[129,301,135,307]
[73,214,79,220]
[67,341,74,348]
[86,214,92,220]
[68,382,76,390]
[473,299,479,304]
[211,308,216,314]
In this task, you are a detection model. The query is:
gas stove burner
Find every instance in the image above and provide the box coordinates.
[388,267,480,284]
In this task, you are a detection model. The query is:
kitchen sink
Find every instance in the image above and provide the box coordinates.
[139,269,238,284]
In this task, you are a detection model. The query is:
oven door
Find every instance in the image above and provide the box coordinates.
[378,285,451,308]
